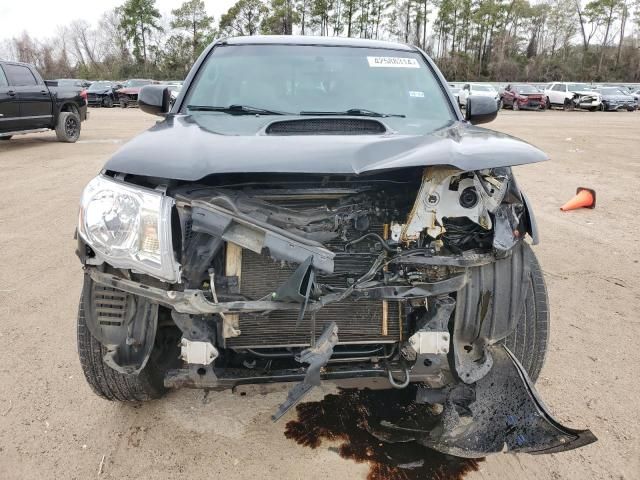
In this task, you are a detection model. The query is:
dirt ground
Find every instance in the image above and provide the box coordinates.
[0,108,638,480]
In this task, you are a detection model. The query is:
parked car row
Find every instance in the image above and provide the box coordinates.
[448,81,639,112]
[47,78,184,109]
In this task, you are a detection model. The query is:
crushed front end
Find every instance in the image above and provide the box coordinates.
[77,165,596,458]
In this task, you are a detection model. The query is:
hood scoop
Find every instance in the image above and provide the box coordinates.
[265,118,386,136]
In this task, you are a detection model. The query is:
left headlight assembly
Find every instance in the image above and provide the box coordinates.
[78,175,180,283]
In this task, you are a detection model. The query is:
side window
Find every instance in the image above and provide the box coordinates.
[4,64,38,86]
[0,66,8,87]
[552,84,563,92]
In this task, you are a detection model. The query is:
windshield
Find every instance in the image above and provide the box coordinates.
[124,80,152,87]
[567,83,589,91]
[471,85,495,92]
[183,44,455,134]
[599,87,625,95]
[89,82,112,91]
[515,85,539,94]
[57,79,82,86]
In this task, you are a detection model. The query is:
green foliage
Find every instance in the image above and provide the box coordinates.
[262,0,300,34]
[119,0,162,65]
[219,0,269,35]
[4,0,640,82]
[171,0,215,59]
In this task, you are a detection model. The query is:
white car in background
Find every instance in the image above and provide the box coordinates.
[544,82,601,110]
[448,83,462,104]
[458,83,500,108]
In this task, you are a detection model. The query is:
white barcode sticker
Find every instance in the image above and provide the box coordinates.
[367,57,420,68]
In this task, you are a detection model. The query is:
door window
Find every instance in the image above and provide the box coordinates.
[552,84,565,92]
[0,67,8,87]
[4,64,37,86]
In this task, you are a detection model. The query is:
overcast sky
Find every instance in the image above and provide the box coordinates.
[0,0,237,40]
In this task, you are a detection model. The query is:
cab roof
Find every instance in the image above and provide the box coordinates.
[221,35,415,51]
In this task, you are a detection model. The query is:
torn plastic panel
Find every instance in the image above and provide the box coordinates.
[82,275,158,375]
[452,241,531,384]
[273,322,339,421]
[376,345,597,458]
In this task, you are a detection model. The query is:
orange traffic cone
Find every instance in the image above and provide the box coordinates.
[560,187,596,211]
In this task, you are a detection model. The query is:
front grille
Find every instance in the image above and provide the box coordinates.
[266,118,386,135]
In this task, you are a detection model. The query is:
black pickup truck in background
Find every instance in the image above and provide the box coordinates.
[0,61,88,143]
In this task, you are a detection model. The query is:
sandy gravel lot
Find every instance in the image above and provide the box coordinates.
[0,108,638,480]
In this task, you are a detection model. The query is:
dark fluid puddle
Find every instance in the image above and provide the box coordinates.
[285,388,483,480]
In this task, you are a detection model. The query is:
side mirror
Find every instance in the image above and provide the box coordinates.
[465,96,498,125]
[139,85,171,116]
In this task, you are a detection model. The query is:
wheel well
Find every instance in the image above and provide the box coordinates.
[60,103,79,114]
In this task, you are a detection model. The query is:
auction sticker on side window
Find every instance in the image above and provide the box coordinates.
[367,57,420,68]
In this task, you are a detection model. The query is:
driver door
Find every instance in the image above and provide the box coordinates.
[0,65,21,132]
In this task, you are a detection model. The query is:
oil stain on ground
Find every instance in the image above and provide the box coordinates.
[285,388,482,480]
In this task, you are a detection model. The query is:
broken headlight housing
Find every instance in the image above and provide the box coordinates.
[78,175,180,283]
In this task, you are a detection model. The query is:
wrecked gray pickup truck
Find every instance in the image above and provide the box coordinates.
[75,36,596,458]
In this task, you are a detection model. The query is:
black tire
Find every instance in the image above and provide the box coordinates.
[77,290,179,402]
[103,96,113,108]
[502,247,549,382]
[55,111,81,143]
[120,99,128,108]
[0,136,11,140]
[545,98,551,110]
[513,100,519,111]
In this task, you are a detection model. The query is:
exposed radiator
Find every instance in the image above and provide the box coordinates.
[226,250,401,348]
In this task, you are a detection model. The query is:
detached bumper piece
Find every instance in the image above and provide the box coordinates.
[272,322,339,421]
[376,345,596,458]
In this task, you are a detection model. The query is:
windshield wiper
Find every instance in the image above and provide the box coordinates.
[299,108,405,118]
[187,104,290,115]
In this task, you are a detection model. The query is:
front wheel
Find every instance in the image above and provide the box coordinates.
[77,285,180,402]
[502,245,549,381]
[513,101,519,111]
[563,98,574,111]
[55,111,81,143]
[0,136,11,141]
[103,96,113,108]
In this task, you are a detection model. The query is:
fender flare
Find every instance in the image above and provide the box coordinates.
[521,190,539,245]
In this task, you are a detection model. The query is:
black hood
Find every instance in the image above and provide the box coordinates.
[104,114,548,181]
